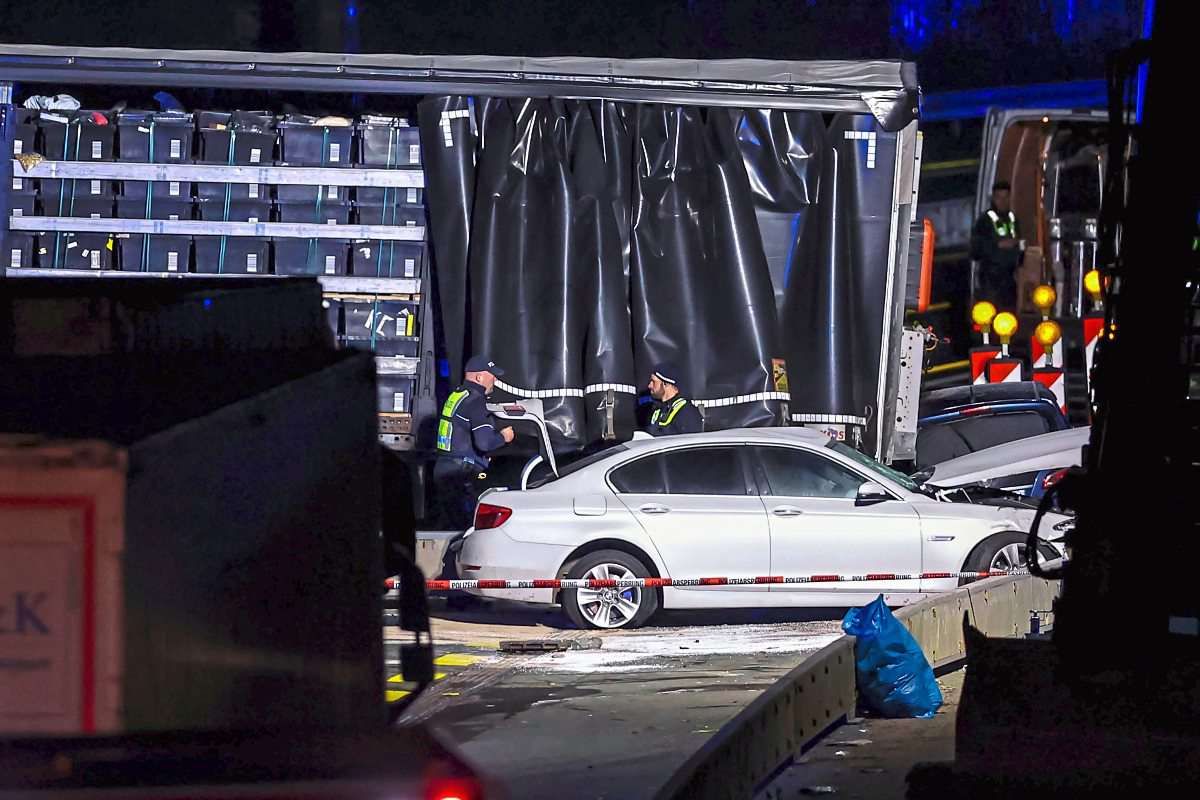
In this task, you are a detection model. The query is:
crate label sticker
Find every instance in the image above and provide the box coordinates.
[329,143,341,163]
[409,144,421,164]
[327,185,338,200]
[66,242,78,250]
[89,213,101,219]
[91,141,102,159]
[168,214,180,221]
[248,216,260,224]
[404,257,416,277]
[249,148,262,164]
[0,531,76,718]
[358,245,372,258]
[90,250,101,269]
[393,392,406,412]
[12,177,22,191]
[138,126,151,134]
[167,251,179,272]
[12,208,22,218]
[90,180,102,195]
[13,139,22,155]
[326,218,338,225]
[324,255,336,275]
[169,139,182,160]
[406,219,416,226]
[407,188,418,204]
[247,253,258,273]
[10,249,22,268]
[169,181,181,196]
[248,184,260,199]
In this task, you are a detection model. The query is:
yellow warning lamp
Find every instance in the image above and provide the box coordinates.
[971,301,997,343]
[1035,320,1062,367]
[1084,269,1103,309]
[993,311,1019,355]
[1031,284,1057,319]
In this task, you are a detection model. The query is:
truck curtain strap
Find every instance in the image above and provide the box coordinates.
[790,412,869,426]
[496,379,790,407]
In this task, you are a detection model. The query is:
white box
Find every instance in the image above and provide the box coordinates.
[0,440,126,734]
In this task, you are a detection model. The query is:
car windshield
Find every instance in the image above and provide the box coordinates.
[826,441,924,494]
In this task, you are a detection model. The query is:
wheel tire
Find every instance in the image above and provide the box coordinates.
[959,531,1057,586]
[561,549,659,630]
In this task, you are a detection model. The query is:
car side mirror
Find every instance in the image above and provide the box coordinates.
[856,481,890,506]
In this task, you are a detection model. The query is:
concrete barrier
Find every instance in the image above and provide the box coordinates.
[653,573,1060,800]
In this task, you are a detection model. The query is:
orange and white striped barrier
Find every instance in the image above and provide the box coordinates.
[970,345,1002,384]
[986,356,1023,383]
[1032,366,1067,415]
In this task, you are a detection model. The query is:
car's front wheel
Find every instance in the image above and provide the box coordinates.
[561,549,659,630]
[959,531,1057,586]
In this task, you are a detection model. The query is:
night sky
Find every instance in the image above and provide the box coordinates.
[0,0,1143,92]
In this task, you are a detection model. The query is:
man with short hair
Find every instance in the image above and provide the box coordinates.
[970,180,1024,309]
[433,355,515,528]
[645,362,703,436]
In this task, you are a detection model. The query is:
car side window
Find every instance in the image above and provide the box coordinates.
[752,446,866,499]
[660,447,748,495]
[610,447,747,495]
[610,454,668,494]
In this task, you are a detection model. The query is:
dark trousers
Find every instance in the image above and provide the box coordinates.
[977,261,1018,311]
[432,457,484,531]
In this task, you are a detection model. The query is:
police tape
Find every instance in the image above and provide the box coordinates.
[386,570,1025,592]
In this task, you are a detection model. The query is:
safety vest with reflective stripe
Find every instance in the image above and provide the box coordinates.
[987,209,1017,238]
[436,389,470,452]
[651,397,688,428]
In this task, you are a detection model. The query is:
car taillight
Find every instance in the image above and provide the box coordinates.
[1042,468,1069,491]
[474,503,512,530]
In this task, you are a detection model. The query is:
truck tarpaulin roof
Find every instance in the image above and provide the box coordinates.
[0,45,919,130]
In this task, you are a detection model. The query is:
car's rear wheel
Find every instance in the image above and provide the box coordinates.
[959,531,1056,586]
[561,549,659,630]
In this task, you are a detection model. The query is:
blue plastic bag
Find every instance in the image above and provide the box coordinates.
[842,595,943,718]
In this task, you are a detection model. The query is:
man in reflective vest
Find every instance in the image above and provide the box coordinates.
[969,180,1024,309]
[646,362,703,436]
[433,355,514,528]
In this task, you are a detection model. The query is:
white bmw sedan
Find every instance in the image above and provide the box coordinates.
[456,427,1066,629]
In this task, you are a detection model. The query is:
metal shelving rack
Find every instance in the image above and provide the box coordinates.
[6,156,430,447]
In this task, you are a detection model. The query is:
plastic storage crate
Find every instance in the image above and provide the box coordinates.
[343,297,420,357]
[6,233,37,270]
[355,116,421,167]
[322,297,343,341]
[54,232,114,270]
[117,111,195,200]
[353,203,424,227]
[273,238,348,276]
[197,199,271,223]
[40,177,116,215]
[8,190,36,219]
[277,116,353,203]
[350,240,424,279]
[276,201,351,225]
[377,373,417,414]
[38,110,116,162]
[11,108,37,158]
[196,110,276,202]
[194,237,271,274]
[116,234,192,273]
[116,198,193,222]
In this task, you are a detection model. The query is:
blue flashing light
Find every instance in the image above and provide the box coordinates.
[439,359,450,378]
[202,298,213,309]
[346,4,357,17]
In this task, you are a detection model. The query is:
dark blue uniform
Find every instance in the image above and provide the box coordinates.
[433,380,506,527]
[648,395,703,436]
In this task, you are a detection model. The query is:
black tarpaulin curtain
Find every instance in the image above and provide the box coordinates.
[419,97,895,453]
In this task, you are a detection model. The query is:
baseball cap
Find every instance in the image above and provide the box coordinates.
[465,355,505,376]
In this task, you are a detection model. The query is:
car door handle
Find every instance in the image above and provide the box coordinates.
[639,504,671,514]
[771,506,804,517]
